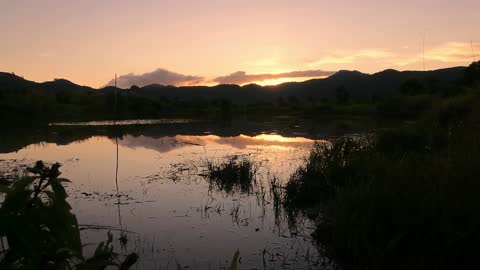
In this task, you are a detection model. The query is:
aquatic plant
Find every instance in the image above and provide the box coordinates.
[0,161,138,269]
[204,156,258,194]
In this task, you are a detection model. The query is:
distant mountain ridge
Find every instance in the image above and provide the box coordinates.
[0,73,92,92]
[0,66,466,103]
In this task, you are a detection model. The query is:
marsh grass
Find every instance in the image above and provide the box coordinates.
[283,89,480,269]
[204,155,259,194]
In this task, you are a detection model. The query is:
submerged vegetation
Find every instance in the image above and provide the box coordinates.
[204,156,258,194]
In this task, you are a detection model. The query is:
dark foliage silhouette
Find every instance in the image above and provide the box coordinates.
[0,161,138,269]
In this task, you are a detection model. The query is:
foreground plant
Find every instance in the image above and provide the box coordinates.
[0,161,138,270]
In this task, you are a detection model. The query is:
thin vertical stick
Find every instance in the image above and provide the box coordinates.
[422,33,426,71]
[114,74,118,115]
[471,40,477,62]
[115,138,119,193]
[114,74,119,194]
[113,74,123,241]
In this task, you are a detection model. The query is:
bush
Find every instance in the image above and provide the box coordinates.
[376,95,432,118]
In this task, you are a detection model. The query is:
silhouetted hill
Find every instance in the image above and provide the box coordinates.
[0,67,466,104]
[41,79,91,91]
[0,72,37,91]
[0,73,95,93]
[99,86,122,92]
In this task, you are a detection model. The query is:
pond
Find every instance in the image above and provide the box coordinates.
[0,119,368,269]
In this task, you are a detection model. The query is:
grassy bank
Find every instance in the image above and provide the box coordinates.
[283,81,480,269]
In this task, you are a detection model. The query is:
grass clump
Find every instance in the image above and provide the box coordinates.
[284,137,371,208]
[204,156,258,194]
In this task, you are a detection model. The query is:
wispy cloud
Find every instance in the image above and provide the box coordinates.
[213,69,335,85]
[390,42,480,68]
[425,42,479,63]
[308,49,394,66]
[306,43,479,71]
[106,68,204,88]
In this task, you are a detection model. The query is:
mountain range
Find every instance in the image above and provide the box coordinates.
[0,66,466,104]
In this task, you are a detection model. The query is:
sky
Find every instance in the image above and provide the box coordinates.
[1,0,479,88]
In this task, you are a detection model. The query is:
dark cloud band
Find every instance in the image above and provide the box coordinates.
[106,68,204,88]
[213,70,336,85]
[107,68,336,88]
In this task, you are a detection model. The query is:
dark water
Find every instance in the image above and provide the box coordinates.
[0,119,367,269]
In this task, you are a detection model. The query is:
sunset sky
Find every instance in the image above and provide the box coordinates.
[1,0,479,88]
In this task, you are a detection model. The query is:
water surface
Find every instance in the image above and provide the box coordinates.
[0,119,362,269]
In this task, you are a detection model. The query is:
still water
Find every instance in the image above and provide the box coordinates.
[0,119,362,269]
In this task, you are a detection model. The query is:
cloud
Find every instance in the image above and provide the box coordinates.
[106,68,204,88]
[305,43,480,71]
[308,49,394,66]
[387,42,480,68]
[213,69,335,85]
[425,42,480,63]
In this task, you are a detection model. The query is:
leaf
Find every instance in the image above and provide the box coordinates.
[57,178,71,183]
[119,253,139,270]
[228,250,240,270]
[42,190,56,203]
[2,190,33,213]
[50,179,68,202]
[94,242,105,257]
[12,176,36,192]
[76,255,117,270]
[0,184,9,193]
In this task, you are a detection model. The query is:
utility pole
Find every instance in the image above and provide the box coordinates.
[422,33,426,71]
[471,40,477,62]
[114,74,118,115]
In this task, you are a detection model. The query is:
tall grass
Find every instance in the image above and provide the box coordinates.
[284,90,480,269]
[204,156,258,194]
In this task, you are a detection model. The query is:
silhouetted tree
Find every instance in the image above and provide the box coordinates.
[221,99,232,121]
[426,77,440,93]
[277,96,287,107]
[371,92,379,104]
[129,85,140,90]
[288,95,300,105]
[335,85,350,104]
[307,96,316,107]
[400,78,426,96]
[464,61,480,85]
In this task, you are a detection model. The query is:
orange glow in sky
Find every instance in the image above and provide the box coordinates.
[0,0,479,88]
[252,77,326,86]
